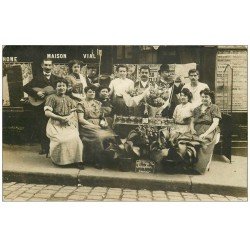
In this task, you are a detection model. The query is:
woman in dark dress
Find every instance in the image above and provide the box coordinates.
[97,85,114,127]
[190,88,221,174]
[77,86,117,168]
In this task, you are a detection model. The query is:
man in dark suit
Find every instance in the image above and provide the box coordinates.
[86,64,100,89]
[158,64,184,118]
[23,58,61,155]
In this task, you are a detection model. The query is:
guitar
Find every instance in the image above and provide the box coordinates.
[28,86,55,106]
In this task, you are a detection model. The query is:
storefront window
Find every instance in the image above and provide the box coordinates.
[116,46,133,60]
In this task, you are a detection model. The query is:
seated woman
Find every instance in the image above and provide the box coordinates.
[65,60,87,101]
[170,88,193,139]
[44,79,84,168]
[97,85,114,127]
[161,88,196,173]
[77,86,117,168]
[190,88,221,174]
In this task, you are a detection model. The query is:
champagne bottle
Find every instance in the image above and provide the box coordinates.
[99,112,107,128]
[142,105,149,124]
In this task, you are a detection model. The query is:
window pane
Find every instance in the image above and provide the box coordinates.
[117,46,123,59]
[125,46,132,59]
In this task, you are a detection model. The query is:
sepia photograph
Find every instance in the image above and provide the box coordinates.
[2,45,247,202]
[1,1,250,250]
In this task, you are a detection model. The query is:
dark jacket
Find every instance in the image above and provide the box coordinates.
[157,79,184,118]
[134,80,152,90]
[23,73,61,98]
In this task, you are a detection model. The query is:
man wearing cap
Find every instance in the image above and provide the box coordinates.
[158,64,184,118]
[183,69,209,108]
[23,58,61,155]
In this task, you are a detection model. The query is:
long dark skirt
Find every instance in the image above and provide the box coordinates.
[112,96,129,116]
[193,124,220,174]
[79,119,117,164]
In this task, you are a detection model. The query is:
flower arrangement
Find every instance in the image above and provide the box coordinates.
[127,125,169,157]
[146,87,169,108]
[104,125,163,159]
[126,88,144,97]
[129,125,159,145]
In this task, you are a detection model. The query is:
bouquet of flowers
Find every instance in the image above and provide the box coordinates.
[126,88,144,97]
[146,87,169,108]
[123,88,147,107]
[127,125,166,157]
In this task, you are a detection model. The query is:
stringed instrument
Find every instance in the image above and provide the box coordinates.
[28,86,55,106]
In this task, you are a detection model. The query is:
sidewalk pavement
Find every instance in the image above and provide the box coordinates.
[2,144,248,197]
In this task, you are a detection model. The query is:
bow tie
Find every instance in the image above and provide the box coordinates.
[44,73,51,77]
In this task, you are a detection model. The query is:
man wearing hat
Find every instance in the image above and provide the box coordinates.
[86,64,100,89]
[158,64,184,118]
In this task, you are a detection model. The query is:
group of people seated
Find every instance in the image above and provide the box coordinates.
[23,59,222,174]
[44,81,117,169]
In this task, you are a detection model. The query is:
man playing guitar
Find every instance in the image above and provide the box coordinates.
[23,58,61,155]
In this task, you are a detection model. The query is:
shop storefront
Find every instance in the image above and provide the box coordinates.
[2,45,247,155]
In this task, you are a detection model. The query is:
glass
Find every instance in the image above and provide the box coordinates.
[120,116,125,123]
[116,115,121,123]
[130,116,136,124]
[123,116,129,124]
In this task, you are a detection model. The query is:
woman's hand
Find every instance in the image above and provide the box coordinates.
[59,116,71,125]
[191,128,197,135]
[199,133,208,140]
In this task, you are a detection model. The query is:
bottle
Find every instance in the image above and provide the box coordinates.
[142,105,149,124]
[99,112,107,128]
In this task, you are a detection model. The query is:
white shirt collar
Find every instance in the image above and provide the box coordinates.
[141,80,149,88]
[43,71,51,76]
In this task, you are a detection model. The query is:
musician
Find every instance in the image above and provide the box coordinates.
[23,58,61,155]
[158,64,184,118]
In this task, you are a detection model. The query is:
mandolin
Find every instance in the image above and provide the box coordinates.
[28,86,55,106]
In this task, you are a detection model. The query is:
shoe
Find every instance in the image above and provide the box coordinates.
[94,163,103,170]
[39,149,47,155]
[76,163,85,170]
